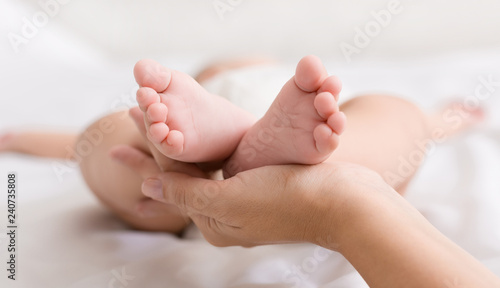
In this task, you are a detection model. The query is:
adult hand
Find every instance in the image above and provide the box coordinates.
[114,106,500,288]
[112,144,386,247]
[112,143,500,288]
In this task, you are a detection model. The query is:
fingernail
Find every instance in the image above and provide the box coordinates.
[142,178,163,199]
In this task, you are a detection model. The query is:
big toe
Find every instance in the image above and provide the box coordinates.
[134,59,172,92]
[294,55,328,92]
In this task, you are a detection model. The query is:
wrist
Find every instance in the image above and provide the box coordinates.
[307,164,401,251]
[297,163,500,288]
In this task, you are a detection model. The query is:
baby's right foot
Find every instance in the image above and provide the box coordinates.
[224,55,346,178]
[134,59,256,163]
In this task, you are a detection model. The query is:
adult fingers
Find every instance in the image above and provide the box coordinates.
[142,172,230,219]
[110,144,160,179]
[135,197,190,223]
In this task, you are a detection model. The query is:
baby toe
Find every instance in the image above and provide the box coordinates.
[318,76,342,101]
[146,103,168,123]
[314,92,339,119]
[134,59,172,92]
[295,55,328,92]
[327,111,347,135]
[149,122,170,143]
[137,87,160,112]
[313,123,340,154]
[162,130,184,156]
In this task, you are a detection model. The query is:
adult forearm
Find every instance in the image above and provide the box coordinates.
[316,186,500,288]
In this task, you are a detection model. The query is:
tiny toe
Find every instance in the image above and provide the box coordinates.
[134,59,172,92]
[137,87,160,111]
[295,55,328,92]
[149,122,170,143]
[313,124,339,154]
[327,112,347,134]
[162,130,184,155]
[146,103,168,123]
[318,76,342,101]
[314,92,339,118]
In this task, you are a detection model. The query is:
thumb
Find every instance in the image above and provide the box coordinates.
[110,144,160,179]
[142,172,227,217]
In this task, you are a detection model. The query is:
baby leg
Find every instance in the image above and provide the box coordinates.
[328,94,482,193]
[1,112,188,231]
[216,56,481,194]
[0,131,77,158]
[220,56,431,194]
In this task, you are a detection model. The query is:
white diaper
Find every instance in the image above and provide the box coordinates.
[201,64,293,118]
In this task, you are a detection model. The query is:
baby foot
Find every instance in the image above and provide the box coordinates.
[133,59,256,162]
[223,55,346,178]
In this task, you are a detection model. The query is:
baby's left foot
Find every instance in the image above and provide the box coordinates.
[134,59,256,162]
[224,55,346,177]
